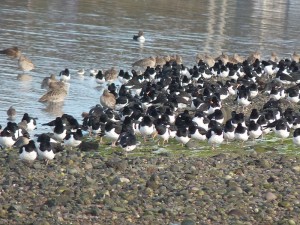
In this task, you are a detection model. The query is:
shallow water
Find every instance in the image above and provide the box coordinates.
[0,0,300,134]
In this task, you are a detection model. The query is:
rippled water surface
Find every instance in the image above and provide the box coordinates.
[0,0,299,133]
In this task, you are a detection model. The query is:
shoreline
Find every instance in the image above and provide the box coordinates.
[0,149,299,224]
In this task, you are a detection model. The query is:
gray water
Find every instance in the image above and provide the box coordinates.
[0,0,299,133]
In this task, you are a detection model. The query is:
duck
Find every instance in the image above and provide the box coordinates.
[133,30,145,43]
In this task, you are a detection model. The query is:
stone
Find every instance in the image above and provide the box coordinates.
[266,192,277,201]
[292,166,300,172]
[181,219,196,225]
[111,207,127,213]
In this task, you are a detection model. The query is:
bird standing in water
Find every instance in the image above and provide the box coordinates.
[18,54,35,73]
[133,31,145,43]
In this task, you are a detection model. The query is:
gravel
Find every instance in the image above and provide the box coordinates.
[0,148,299,225]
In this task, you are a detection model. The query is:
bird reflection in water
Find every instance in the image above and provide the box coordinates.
[42,102,64,117]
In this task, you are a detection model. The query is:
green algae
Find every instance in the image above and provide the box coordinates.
[81,133,300,158]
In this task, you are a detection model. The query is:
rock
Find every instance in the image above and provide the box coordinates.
[33,221,51,225]
[146,174,160,190]
[259,159,271,168]
[105,158,128,171]
[90,207,101,216]
[224,175,232,180]
[84,175,96,184]
[110,176,121,185]
[292,166,300,172]
[288,219,296,225]
[119,177,130,183]
[265,192,277,201]
[227,209,246,217]
[0,209,8,218]
[7,205,22,212]
[110,207,127,213]
[84,163,93,170]
[235,186,244,194]
[33,162,43,169]
[278,201,291,208]
[67,167,79,174]
[45,199,57,207]
[181,219,196,225]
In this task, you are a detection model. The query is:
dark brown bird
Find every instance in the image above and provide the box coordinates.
[0,46,21,58]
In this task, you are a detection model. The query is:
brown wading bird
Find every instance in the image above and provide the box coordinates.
[100,89,116,110]
[292,51,300,62]
[7,106,16,120]
[104,67,118,83]
[230,53,245,64]
[155,55,170,67]
[215,52,229,65]
[196,53,215,67]
[39,81,68,103]
[169,54,183,64]
[132,56,156,68]
[270,51,279,62]
[247,50,261,64]
[41,74,57,89]
[18,54,35,73]
[0,46,21,58]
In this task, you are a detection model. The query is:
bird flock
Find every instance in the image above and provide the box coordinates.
[1,41,300,164]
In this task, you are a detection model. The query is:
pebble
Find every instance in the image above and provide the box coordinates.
[227,209,246,217]
[181,219,196,225]
[1,149,299,224]
[266,192,277,201]
[110,207,127,213]
[292,166,300,172]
